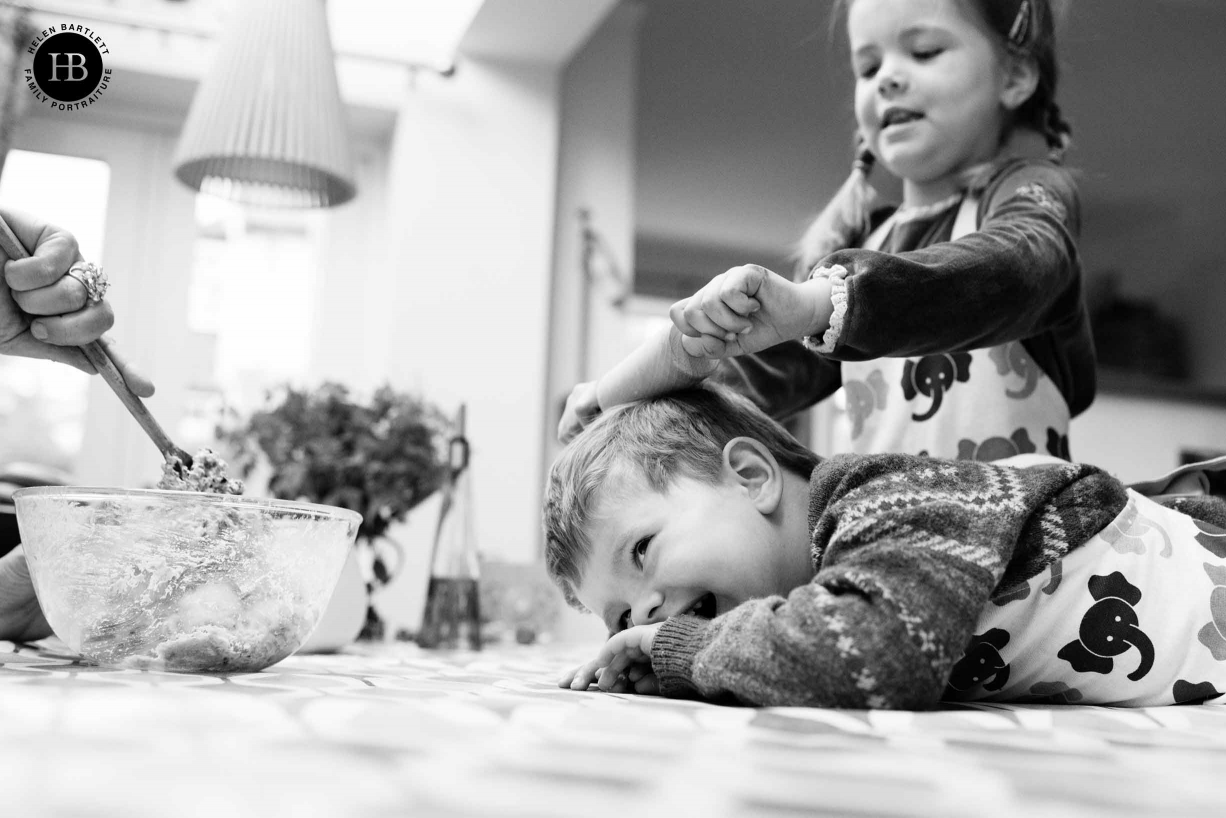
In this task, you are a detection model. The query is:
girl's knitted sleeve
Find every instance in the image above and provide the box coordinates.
[649,454,1127,708]
[813,160,1083,360]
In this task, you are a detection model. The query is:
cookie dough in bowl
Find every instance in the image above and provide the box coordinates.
[12,487,360,673]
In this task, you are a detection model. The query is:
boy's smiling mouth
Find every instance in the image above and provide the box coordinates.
[682,593,719,619]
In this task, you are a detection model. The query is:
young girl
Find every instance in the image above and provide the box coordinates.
[559,0,1095,463]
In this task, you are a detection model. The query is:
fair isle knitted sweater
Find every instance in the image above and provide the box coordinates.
[650,453,1129,709]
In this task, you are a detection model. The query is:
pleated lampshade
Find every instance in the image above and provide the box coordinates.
[173,0,356,208]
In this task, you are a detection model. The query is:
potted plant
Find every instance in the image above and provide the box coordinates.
[219,382,450,640]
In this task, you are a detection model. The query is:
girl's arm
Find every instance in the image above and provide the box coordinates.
[709,341,843,422]
[813,160,1084,360]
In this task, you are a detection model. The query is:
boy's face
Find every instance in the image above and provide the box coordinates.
[572,461,807,636]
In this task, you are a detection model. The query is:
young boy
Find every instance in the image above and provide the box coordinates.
[544,384,1226,709]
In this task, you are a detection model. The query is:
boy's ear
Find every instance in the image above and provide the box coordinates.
[722,437,784,514]
[1000,55,1039,111]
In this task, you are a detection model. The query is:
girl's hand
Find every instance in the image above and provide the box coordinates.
[558,623,663,695]
[0,208,154,397]
[0,546,52,643]
[670,264,832,359]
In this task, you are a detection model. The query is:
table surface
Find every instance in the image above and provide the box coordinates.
[2,638,1225,818]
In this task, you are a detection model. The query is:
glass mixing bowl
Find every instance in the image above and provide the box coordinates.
[13,487,361,673]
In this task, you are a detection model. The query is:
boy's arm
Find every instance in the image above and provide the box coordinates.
[558,323,718,442]
[595,323,718,408]
[650,455,1129,709]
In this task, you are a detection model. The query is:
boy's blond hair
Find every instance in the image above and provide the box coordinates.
[543,384,820,610]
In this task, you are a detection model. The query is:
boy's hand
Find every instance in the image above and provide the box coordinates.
[0,546,52,643]
[557,380,600,444]
[670,264,832,359]
[558,623,663,695]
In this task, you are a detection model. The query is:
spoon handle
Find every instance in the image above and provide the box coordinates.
[0,213,192,467]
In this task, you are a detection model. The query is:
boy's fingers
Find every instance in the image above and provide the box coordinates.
[570,657,612,690]
[669,298,703,338]
[679,332,728,360]
[634,673,660,695]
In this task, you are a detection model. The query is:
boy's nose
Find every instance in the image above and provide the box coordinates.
[630,591,665,627]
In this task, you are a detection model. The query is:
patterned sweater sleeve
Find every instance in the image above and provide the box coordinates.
[649,454,1127,708]
[814,160,1083,360]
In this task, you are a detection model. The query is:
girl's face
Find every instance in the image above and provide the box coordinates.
[848,0,1016,203]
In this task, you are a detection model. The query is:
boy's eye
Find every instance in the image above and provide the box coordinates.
[632,536,652,568]
[913,48,942,61]
[855,62,879,79]
[618,610,631,631]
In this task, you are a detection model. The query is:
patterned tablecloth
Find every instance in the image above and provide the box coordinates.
[2,638,1225,818]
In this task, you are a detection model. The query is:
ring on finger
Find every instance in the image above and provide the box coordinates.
[65,261,110,303]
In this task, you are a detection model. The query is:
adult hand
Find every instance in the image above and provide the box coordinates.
[0,546,52,643]
[558,622,662,695]
[0,208,154,397]
[669,264,833,360]
[557,380,601,444]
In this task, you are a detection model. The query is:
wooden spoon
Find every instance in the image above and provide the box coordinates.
[0,214,194,473]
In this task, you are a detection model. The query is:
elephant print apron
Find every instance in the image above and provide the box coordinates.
[943,457,1226,706]
[833,195,1071,462]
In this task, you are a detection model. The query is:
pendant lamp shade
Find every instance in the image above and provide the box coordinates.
[173,0,356,208]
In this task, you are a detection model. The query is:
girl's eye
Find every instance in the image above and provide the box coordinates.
[632,536,652,568]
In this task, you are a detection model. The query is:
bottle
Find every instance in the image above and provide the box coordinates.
[416,405,482,649]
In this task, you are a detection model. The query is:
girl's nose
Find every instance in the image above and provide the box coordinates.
[630,591,664,627]
[877,70,905,98]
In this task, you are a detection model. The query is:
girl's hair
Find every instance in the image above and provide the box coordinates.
[542,383,820,611]
[794,0,1071,276]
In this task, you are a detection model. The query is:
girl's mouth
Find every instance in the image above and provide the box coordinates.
[881,108,922,129]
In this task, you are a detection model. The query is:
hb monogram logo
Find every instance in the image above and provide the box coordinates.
[24,26,113,110]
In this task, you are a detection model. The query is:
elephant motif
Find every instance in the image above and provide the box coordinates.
[1041,560,1063,595]
[1017,681,1084,705]
[1193,520,1226,559]
[991,581,1029,606]
[1099,500,1173,558]
[1046,428,1070,460]
[1196,562,1226,661]
[946,628,1011,692]
[1057,572,1154,681]
[1172,679,1224,705]
[844,369,888,439]
[956,428,1035,462]
[902,352,972,421]
[988,341,1039,399]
